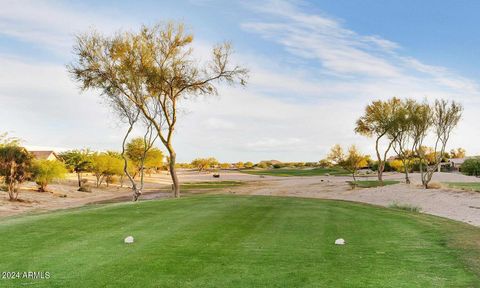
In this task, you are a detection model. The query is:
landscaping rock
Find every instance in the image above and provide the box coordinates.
[124,236,134,244]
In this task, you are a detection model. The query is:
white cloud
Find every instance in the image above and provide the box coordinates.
[0,0,134,55]
[242,0,480,101]
[0,0,479,162]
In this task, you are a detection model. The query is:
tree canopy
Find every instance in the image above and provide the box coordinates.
[69,22,248,198]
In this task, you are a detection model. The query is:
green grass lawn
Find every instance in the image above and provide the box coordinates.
[444,182,480,192]
[241,167,348,177]
[349,180,400,188]
[1,195,480,287]
[180,181,244,190]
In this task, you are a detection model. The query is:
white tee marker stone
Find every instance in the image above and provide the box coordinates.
[335,238,345,245]
[124,236,134,244]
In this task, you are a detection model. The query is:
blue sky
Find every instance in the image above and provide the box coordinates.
[1,0,479,162]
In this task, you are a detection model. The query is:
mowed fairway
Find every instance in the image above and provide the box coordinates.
[1,195,480,287]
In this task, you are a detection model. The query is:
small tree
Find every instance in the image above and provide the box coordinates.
[31,160,67,192]
[355,98,403,183]
[69,22,248,198]
[220,163,230,169]
[421,100,462,188]
[329,144,368,182]
[191,157,219,172]
[391,99,424,184]
[327,144,345,166]
[59,150,91,188]
[0,145,32,201]
[89,153,123,187]
[125,138,163,176]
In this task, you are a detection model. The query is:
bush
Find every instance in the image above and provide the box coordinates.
[318,159,332,168]
[410,158,428,172]
[31,160,67,192]
[388,202,421,212]
[461,158,480,176]
[244,162,254,169]
[371,161,394,172]
[78,186,92,192]
[256,162,269,169]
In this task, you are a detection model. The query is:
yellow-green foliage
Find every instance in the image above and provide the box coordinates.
[90,153,124,187]
[191,157,219,171]
[31,160,67,191]
[389,159,405,172]
[389,159,415,173]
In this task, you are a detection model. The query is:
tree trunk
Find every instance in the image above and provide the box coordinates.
[120,120,141,201]
[8,182,16,201]
[168,148,180,198]
[375,137,384,184]
[402,159,410,184]
[95,175,101,187]
[77,172,82,187]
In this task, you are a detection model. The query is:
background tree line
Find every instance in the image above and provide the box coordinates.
[0,134,164,201]
[355,97,463,188]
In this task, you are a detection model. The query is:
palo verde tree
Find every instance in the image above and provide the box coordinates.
[0,145,32,201]
[59,149,91,189]
[191,157,219,172]
[420,99,462,188]
[328,144,367,182]
[355,97,402,183]
[89,152,124,187]
[126,136,163,192]
[389,99,429,184]
[69,22,248,198]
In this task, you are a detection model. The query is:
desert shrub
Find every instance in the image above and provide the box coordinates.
[244,162,254,169]
[293,162,305,167]
[272,164,282,169]
[106,175,119,186]
[78,186,92,192]
[461,158,480,176]
[257,162,269,169]
[388,202,421,212]
[427,182,442,189]
[410,158,429,172]
[31,160,67,192]
[389,159,413,173]
[318,159,332,168]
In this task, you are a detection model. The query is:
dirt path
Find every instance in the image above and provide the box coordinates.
[2,170,480,228]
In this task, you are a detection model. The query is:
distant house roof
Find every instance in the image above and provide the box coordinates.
[448,157,474,166]
[30,151,60,161]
